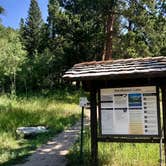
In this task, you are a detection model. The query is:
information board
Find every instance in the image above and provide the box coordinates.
[100,86,159,136]
[79,97,88,107]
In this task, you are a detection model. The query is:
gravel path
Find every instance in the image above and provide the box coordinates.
[14,116,89,166]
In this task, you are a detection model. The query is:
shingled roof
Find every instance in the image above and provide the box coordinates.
[63,56,166,80]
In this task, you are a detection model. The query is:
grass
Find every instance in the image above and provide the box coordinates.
[0,89,81,165]
[67,128,162,166]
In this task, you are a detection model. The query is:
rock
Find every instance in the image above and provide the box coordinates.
[16,126,48,138]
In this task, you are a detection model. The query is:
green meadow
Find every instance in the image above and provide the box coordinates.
[67,128,162,166]
[0,90,80,165]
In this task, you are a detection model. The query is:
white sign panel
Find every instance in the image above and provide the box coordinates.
[79,97,88,107]
[100,86,159,135]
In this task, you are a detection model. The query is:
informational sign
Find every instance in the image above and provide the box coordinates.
[100,86,159,136]
[79,97,88,107]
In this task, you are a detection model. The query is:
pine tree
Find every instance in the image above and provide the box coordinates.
[22,0,43,57]
[45,0,166,78]
[60,0,166,60]
[115,0,166,58]
[0,6,4,23]
[59,0,118,61]
[47,0,60,40]
[19,18,25,44]
[0,6,4,14]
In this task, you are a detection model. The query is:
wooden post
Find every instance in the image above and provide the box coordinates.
[80,106,84,162]
[90,87,98,165]
[161,86,166,164]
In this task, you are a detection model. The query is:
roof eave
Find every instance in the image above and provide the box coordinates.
[63,70,166,81]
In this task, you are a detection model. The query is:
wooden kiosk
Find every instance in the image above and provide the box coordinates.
[63,56,166,165]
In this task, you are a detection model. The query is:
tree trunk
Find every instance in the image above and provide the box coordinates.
[24,79,28,98]
[10,73,16,97]
[102,13,115,61]
[128,20,132,31]
[76,80,80,89]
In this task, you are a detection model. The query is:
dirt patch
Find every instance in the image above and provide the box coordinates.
[14,115,89,166]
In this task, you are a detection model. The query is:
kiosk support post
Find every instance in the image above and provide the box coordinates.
[90,88,98,165]
[161,86,166,165]
[80,106,84,162]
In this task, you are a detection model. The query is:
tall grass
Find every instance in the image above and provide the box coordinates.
[0,90,81,165]
[67,128,161,166]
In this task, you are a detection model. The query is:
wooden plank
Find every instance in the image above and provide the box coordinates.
[72,63,166,72]
[63,71,166,81]
[90,85,98,165]
[98,137,163,143]
[161,85,166,164]
[84,79,166,92]
[98,89,102,137]
[156,87,162,137]
[65,66,166,75]
[83,79,166,92]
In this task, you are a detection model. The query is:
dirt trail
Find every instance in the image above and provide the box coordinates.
[14,115,89,166]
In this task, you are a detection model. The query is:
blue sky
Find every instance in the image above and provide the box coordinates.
[0,0,48,29]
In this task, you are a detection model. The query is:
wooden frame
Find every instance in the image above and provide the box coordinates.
[89,80,166,165]
[161,85,166,163]
[90,84,98,165]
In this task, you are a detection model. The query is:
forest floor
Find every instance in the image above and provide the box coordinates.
[14,115,90,166]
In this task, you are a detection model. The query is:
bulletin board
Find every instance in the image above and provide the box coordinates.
[99,86,160,136]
